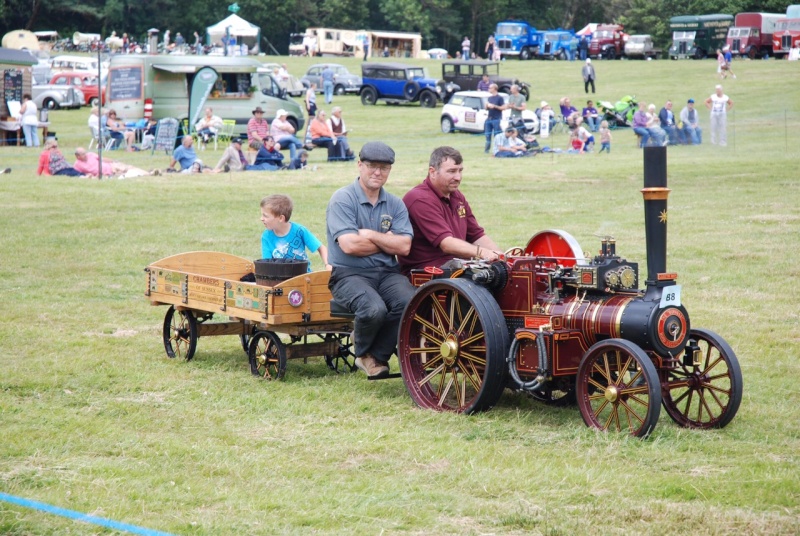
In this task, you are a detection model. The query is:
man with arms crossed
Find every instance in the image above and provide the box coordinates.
[399,146,501,275]
[326,142,416,379]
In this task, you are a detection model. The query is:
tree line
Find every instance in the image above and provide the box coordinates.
[1,0,788,55]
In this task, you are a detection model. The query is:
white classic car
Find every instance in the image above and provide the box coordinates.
[440,90,538,134]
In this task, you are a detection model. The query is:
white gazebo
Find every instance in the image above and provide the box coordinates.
[206,14,260,54]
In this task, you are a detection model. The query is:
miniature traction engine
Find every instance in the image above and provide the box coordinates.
[396,147,743,438]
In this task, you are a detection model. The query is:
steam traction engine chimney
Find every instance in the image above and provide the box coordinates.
[641,146,670,285]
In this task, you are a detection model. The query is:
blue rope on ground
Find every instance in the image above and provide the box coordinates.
[0,491,174,536]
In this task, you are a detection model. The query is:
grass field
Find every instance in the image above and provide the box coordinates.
[1,55,799,535]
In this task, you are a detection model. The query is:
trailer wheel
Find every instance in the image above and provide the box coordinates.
[248,330,287,380]
[162,306,198,361]
[323,332,357,373]
[576,339,661,438]
[398,278,509,414]
[661,328,743,429]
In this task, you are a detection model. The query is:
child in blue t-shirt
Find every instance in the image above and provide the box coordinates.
[260,194,329,270]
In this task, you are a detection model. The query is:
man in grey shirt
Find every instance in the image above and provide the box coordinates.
[326,141,416,378]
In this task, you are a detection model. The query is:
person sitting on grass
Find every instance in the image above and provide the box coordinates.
[247,137,284,171]
[568,130,585,153]
[574,117,595,152]
[259,194,328,270]
[289,149,309,170]
[493,126,528,158]
[37,139,83,177]
[213,137,249,173]
[73,147,160,178]
[169,135,208,174]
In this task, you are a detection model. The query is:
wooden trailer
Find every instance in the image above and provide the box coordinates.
[145,251,354,380]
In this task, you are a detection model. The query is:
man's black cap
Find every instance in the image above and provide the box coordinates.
[358,141,395,164]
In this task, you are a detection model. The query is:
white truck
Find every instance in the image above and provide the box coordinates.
[624,35,661,59]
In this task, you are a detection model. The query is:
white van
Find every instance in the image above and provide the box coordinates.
[50,55,102,76]
[105,55,306,135]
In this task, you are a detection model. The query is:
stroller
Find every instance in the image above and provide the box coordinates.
[597,95,638,128]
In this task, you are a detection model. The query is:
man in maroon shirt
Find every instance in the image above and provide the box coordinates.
[399,146,501,275]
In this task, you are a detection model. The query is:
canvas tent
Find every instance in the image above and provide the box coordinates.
[206,14,260,54]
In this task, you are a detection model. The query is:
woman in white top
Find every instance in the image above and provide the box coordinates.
[19,94,40,147]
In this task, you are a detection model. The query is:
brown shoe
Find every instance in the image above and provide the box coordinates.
[355,355,389,378]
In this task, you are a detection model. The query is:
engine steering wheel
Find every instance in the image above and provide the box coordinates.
[503,246,525,257]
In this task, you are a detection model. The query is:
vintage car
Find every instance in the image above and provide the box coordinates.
[261,63,305,97]
[32,73,84,110]
[440,90,538,134]
[49,73,104,106]
[300,63,362,95]
[441,60,530,100]
[360,62,456,107]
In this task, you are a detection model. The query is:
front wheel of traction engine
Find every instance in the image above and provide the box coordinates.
[397,278,509,414]
[162,306,197,361]
[576,339,661,438]
[661,328,742,429]
[248,331,287,380]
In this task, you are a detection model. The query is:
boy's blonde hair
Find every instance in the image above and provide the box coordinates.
[600,120,609,129]
[260,194,293,221]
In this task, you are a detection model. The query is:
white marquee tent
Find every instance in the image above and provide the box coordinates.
[206,14,260,54]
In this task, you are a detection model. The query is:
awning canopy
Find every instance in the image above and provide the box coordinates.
[153,63,256,74]
[206,14,260,39]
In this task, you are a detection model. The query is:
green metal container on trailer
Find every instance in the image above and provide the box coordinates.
[669,14,734,59]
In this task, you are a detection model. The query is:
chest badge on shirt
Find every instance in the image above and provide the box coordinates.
[380,214,393,232]
[457,204,467,218]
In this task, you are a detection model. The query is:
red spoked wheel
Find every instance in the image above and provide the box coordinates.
[576,339,661,438]
[398,278,509,414]
[248,331,287,381]
[662,328,743,429]
[162,306,197,361]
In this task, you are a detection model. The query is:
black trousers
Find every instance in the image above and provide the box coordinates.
[585,78,595,94]
[329,266,415,363]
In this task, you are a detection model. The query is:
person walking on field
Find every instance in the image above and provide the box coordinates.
[582,59,596,94]
[705,85,733,146]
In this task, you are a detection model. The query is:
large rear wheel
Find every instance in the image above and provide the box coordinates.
[661,328,743,429]
[398,278,509,414]
[576,339,661,438]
